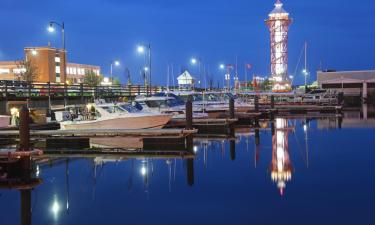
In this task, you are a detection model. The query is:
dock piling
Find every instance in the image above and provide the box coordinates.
[254,95,259,112]
[229,97,235,119]
[186,98,193,130]
[270,95,275,109]
[19,106,30,151]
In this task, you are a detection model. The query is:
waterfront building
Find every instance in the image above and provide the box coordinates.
[266,0,292,92]
[317,70,375,100]
[0,46,100,84]
[177,70,196,90]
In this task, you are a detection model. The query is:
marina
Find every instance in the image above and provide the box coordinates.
[1,0,375,224]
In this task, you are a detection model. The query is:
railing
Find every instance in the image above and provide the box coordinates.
[0,82,169,99]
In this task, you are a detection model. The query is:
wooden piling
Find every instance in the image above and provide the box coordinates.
[229,97,235,119]
[186,99,193,130]
[254,95,259,112]
[19,106,30,151]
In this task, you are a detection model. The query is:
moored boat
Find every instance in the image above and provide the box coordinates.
[59,102,172,130]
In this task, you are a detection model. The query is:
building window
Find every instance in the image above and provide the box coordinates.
[13,68,26,74]
[55,57,61,63]
[0,68,10,74]
[56,76,61,83]
[56,66,61,73]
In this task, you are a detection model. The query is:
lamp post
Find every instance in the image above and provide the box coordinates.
[191,57,202,88]
[48,21,66,83]
[110,60,120,83]
[137,44,152,89]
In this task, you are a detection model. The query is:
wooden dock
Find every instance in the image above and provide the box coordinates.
[0,128,197,138]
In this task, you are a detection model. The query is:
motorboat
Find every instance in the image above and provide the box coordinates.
[0,115,10,128]
[175,91,253,117]
[59,102,173,130]
[134,94,208,119]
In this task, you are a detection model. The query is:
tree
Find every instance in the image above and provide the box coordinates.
[15,59,38,83]
[113,78,121,86]
[83,70,102,87]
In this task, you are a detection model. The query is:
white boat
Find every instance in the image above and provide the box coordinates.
[60,102,172,130]
[135,95,208,119]
[0,115,10,128]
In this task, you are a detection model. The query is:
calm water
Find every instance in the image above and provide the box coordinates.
[1,115,375,225]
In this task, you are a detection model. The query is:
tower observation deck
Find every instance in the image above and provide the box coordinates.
[266,0,292,92]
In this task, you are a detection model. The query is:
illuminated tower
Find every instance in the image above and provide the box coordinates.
[266,0,292,92]
[270,118,292,196]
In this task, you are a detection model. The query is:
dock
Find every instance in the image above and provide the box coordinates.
[0,128,197,138]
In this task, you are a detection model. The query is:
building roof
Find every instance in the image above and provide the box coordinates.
[177,70,195,80]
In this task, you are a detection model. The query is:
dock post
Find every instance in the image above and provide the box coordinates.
[229,97,235,119]
[270,95,275,109]
[363,82,368,104]
[254,95,259,112]
[186,98,193,130]
[19,106,30,151]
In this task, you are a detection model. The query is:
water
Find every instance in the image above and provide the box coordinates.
[1,115,375,225]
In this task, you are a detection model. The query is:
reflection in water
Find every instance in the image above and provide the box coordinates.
[271,118,292,196]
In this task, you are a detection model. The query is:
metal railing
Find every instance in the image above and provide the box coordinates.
[0,82,168,99]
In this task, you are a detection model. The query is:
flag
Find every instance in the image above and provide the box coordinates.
[226,64,234,69]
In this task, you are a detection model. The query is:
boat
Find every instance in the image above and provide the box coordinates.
[0,115,10,128]
[175,91,253,117]
[59,102,173,130]
[134,94,208,119]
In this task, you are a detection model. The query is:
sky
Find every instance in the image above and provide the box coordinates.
[0,0,374,86]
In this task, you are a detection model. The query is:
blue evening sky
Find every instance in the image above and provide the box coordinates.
[0,0,374,86]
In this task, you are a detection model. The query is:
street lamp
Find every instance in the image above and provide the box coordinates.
[110,60,120,82]
[48,21,66,83]
[48,21,65,50]
[191,57,202,88]
[137,44,151,89]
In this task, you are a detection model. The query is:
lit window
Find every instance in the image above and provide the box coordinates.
[56,66,61,73]
[56,77,61,83]
[0,68,10,74]
[13,68,26,74]
[55,57,61,63]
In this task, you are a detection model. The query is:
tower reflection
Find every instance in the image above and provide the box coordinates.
[270,118,292,196]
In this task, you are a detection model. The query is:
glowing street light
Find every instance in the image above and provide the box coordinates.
[137,45,145,54]
[47,24,55,33]
[144,67,149,72]
[190,57,202,88]
[110,60,120,82]
[48,21,66,83]
[31,49,38,56]
[219,64,225,70]
[137,44,152,91]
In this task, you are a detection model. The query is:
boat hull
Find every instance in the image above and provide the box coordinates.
[60,114,172,130]
[0,116,10,128]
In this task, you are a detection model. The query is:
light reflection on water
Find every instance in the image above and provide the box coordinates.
[1,113,375,225]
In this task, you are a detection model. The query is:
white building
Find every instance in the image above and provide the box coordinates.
[177,70,195,90]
